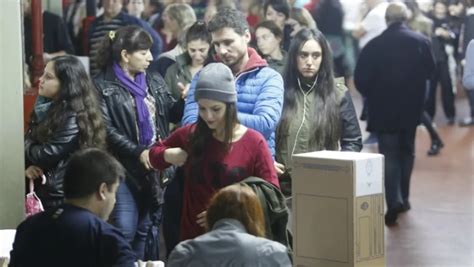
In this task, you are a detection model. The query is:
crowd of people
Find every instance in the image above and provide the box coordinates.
[12,0,474,266]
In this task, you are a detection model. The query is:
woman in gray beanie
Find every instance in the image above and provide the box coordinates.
[149,63,280,241]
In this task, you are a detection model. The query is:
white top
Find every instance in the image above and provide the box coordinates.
[359,1,389,49]
[0,229,16,258]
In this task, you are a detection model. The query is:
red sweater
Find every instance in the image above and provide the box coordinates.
[149,125,279,240]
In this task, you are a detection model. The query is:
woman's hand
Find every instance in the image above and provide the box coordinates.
[25,166,44,180]
[274,161,286,176]
[140,149,154,170]
[196,210,207,228]
[164,147,188,166]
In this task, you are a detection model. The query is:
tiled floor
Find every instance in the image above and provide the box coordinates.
[351,86,474,267]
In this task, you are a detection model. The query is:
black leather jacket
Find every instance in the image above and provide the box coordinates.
[25,111,79,203]
[94,66,183,186]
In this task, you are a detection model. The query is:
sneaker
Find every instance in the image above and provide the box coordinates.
[459,117,474,127]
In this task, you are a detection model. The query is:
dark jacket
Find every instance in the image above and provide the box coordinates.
[430,16,456,63]
[164,53,193,100]
[354,23,435,132]
[276,78,363,174]
[94,66,183,185]
[25,111,79,203]
[265,51,287,77]
[241,177,291,252]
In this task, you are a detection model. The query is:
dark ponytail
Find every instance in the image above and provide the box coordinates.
[95,25,154,71]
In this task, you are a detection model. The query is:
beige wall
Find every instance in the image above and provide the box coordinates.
[0,0,26,229]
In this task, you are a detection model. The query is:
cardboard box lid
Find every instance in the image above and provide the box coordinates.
[292,151,384,197]
[293,150,383,161]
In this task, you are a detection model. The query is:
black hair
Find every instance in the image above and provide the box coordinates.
[183,21,212,65]
[95,25,153,71]
[208,7,249,35]
[188,102,239,180]
[31,56,106,150]
[255,19,284,39]
[278,28,341,150]
[64,148,125,199]
[405,0,420,15]
[264,0,291,19]
[185,21,211,46]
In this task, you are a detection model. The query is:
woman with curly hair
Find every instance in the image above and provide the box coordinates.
[25,55,106,210]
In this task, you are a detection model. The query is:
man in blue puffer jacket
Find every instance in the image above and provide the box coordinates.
[182,8,284,157]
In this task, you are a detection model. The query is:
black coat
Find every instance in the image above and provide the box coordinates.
[25,111,79,203]
[354,23,435,132]
[94,67,183,186]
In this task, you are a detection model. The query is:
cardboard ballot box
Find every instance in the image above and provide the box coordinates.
[292,151,385,267]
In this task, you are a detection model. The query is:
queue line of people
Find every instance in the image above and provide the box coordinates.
[28,0,474,265]
[18,5,363,265]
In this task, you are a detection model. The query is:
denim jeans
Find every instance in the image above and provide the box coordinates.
[377,128,416,210]
[109,181,151,260]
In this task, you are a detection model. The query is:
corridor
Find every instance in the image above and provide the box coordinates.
[355,89,474,266]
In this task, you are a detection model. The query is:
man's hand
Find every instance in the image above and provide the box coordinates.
[196,210,207,228]
[435,27,451,39]
[164,147,188,166]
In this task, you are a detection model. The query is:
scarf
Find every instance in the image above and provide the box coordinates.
[34,95,52,123]
[113,62,153,146]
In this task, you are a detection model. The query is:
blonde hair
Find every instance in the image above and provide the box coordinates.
[164,3,197,31]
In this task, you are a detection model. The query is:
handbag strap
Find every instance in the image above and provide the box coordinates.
[29,179,34,193]
[28,174,47,193]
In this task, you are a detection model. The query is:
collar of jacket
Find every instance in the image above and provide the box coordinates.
[212,218,247,233]
[386,21,408,31]
[265,50,287,66]
[103,65,159,97]
[175,53,191,70]
[236,47,268,76]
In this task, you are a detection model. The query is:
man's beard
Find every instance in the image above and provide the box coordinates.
[224,49,246,70]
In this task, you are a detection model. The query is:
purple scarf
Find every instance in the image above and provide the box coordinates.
[113,62,153,146]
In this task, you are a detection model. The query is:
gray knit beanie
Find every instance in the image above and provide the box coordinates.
[195,63,237,103]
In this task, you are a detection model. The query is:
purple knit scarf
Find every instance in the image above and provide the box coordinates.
[113,62,153,146]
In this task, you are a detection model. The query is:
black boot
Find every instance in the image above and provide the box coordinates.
[427,139,444,156]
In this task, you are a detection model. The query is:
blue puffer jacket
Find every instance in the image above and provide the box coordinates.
[182,48,284,157]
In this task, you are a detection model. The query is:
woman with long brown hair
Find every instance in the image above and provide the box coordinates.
[167,184,291,266]
[275,28,362,194]
[25,55,106,210]
[149,63,279,241]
